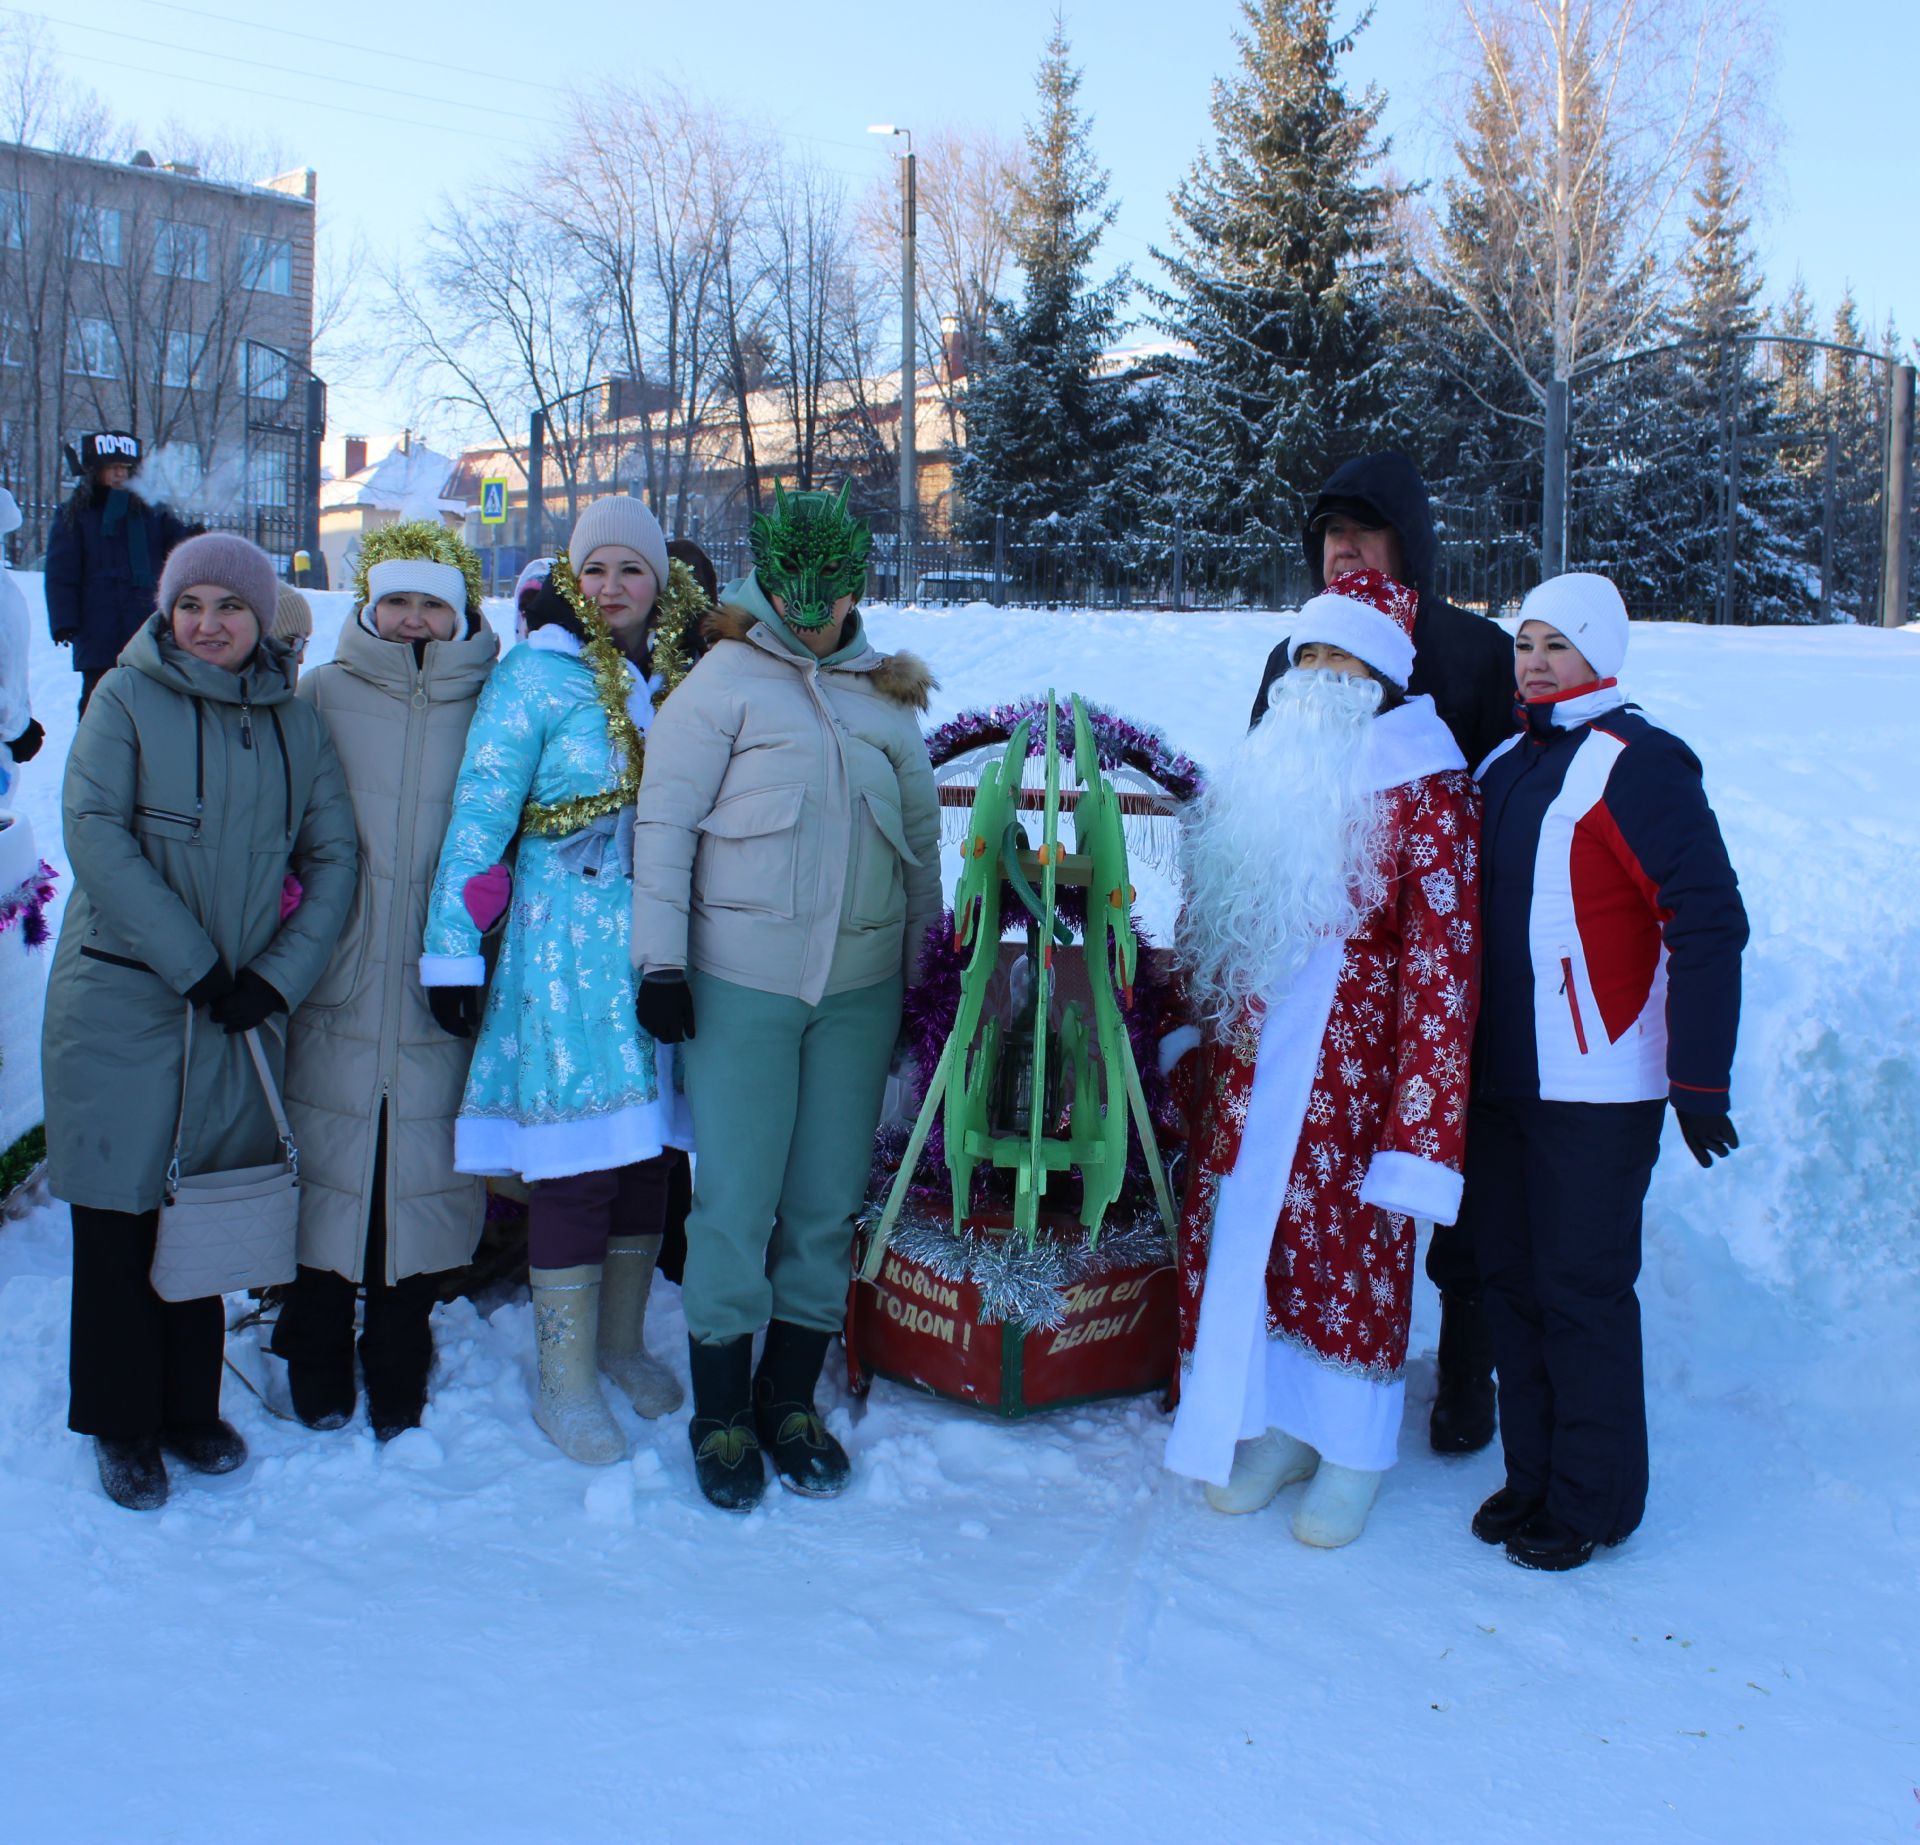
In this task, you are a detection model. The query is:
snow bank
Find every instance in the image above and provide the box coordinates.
[2,582,1917,1838]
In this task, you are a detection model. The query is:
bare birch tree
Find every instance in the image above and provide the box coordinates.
[1426,0,1769,407]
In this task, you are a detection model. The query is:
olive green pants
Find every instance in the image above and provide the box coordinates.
[679,970,902,1343]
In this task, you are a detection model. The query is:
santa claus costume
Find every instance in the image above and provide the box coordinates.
[1164,570,1482,1547]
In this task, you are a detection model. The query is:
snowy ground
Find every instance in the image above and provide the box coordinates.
[3,585,1918,1842]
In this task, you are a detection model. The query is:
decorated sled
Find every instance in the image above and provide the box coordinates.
[847,692,1198,1417]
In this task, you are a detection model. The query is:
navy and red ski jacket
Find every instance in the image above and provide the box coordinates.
[1473,682,1747,1109]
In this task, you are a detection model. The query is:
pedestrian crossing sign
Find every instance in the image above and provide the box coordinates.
[480,478,508,525]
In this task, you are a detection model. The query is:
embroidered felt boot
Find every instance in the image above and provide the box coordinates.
[529,1266,625,1466]
[1291,1462,1384,1548]
[1429,1293,1497,1455]
[688,1335,765,1512]
[752,1320,851,1499]
[95,1436,168,1511]
[1204,1428,1319,1514]
[598,1234,684,1418]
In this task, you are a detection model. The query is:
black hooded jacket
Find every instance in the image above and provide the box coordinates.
[1247,452,1517,770]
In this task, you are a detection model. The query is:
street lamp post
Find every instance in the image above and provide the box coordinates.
[869,124,917,574]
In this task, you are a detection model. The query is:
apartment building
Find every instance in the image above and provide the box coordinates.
[0,140,318,565]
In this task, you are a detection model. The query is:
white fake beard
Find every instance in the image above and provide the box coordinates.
[1179,669,1389,1024]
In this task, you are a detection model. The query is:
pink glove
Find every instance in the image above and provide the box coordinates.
[279,872,304,922]
[463,862,513,935]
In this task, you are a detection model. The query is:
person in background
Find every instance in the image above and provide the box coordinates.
[44,432,201,719]
[422,498,693,1466]
[510,556,554,645]
[632,484,939,1511]
[271,585,313,687]
[0,487,44,786]
[1461,573,1746,1571]
[1166,570,1481,1548]
[42,533,356,1510]
[1246,452,1515,1459]
[274,523,500,1439]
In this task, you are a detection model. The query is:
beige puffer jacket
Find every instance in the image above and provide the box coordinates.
[281,615,500,1282]
[633,590,939,1004]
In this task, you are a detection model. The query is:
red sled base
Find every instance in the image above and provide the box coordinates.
[846,1213,1176,1419]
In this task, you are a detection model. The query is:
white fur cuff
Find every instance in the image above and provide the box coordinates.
[1157,1024,1201,1077]
[1359,1149,1464,1225]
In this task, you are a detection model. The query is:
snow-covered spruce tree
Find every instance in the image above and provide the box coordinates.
[1619,139,1812,622]
[1148,0,1399,591]
[1820,291,1885,621]
[1375,46,1545,614]
[951,19,1139,565]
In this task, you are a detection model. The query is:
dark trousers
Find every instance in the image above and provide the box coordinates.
[526,1154,676,1270]
[1460,1096,1665,1542]
[1424,1216,1482,1301]
[77,668,110,720]
[271,1112,439,1382]
[68,1205,226,1439]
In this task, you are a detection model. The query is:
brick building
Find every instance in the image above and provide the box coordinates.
[0,140,318,567]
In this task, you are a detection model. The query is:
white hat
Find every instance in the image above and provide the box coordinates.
[1518,573,1629,680]
[569,495,669,595]
[0,487,20,538]
[1287,568,1419,689]
[366,556,466,611]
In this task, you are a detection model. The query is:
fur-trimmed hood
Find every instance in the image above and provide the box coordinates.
[704,599,936,711]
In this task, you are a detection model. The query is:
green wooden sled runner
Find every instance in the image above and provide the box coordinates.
[859,690,1178,1282]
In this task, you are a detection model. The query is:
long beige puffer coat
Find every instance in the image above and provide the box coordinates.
[632,582,940,1005]
[43,616,356,1213]
[281,615,499,1282]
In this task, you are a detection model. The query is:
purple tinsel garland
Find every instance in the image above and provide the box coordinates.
[924,697,1204,803]
[0,860,56,949]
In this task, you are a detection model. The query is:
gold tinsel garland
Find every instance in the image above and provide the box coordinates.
[648,556,712,706]
[518,550,647,839]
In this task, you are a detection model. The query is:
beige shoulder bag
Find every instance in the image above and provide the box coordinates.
[149,1006,301,1303]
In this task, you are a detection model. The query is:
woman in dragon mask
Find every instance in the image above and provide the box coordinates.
[632,483,941,1510]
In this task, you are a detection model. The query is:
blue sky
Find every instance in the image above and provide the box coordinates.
[32,0,1916,438]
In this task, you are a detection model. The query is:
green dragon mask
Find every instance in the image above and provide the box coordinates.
[749,481,872,629]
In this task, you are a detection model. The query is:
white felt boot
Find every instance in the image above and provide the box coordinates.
[530,1266,626,1466]
[1204,1429,1320,1514]
[1291,1461,1383,1548]
[598,1234,685,1418]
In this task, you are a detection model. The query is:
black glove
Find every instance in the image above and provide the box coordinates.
[636,970,696,1043]
[209,967,287,1035]
[1676,1107,1739,1169]
[8,719,44,763]
[183,961,234,1010]
[428,985,484,1040]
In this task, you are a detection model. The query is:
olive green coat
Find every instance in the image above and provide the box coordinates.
[282,615,499,1283]
[42,615,357,1214]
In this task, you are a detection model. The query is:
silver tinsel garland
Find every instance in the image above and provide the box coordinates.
[874,1210,1173,1334]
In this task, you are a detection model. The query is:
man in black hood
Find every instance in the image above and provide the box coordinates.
[1248,451,1514,1457]
[1247,451,1515,768]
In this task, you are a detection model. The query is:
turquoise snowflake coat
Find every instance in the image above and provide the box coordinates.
[420,631,669,1180]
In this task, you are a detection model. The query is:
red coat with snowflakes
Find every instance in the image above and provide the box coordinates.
[1175,766,1482,1384]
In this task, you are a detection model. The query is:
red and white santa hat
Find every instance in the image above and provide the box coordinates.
[1286,567,1419,689]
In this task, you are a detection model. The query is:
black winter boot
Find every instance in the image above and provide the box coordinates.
[287,1361,356,1432]
[363,1363,429,1442]
[95,1436,168,1511]
[1472,1484,1544,1545]
[1429,1293,1497,1455]
[161,1419,247,1475]
[753,1321,850,1499]
[687,1336,765,1512]
[1505,1509,1599,1572]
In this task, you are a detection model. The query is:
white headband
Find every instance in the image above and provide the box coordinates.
[366,557,465,612]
